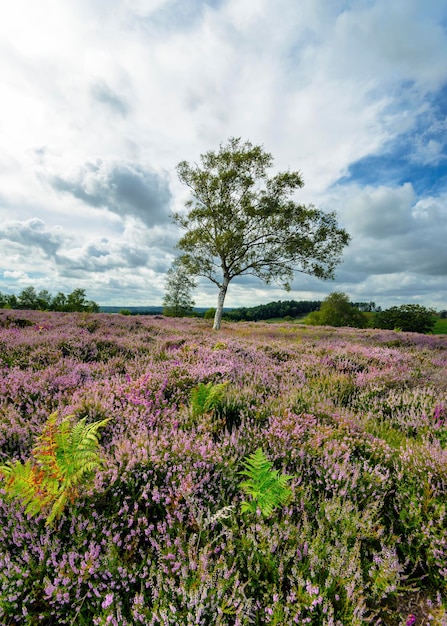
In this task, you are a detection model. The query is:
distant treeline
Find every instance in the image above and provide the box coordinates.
[224,299,380,321]
[224,300,321,321]
[0,287,99,313]
[100,306,165,315]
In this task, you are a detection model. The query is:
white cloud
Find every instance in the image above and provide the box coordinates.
[0,0,446,308]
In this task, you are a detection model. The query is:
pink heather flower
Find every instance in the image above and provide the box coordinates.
[102,593,114,609]
[44,583,55,598]
[406,615,416,626]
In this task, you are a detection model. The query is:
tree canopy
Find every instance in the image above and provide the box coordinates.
[374,304,435,334]
[306,292,368,328]
[174,138,350,329]
[0,287,99,313]
[162,259,196,317]
[224,299,321,322]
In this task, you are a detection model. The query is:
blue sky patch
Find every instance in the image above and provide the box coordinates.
[340,83,447,195]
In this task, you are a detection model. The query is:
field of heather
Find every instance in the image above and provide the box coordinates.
[1,310,447,625]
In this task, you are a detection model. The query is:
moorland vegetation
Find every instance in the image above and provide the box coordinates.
[0,310,446,624]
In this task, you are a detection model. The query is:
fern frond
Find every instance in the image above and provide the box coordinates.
[32,412,62,480]
[190,382,228,417]
[238,448,293,517]
[56,417,110,484]
[0,459,55,517]
[0,413,111,526]
[46,491,69,527]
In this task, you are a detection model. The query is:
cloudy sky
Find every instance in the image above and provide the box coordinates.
[0,0,446,310]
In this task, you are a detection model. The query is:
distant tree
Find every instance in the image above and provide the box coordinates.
[174,138,350,330]
[86,300,100,313]
[37,290,53,311]
[162,259,196,317]
[439,310,447,319]
[352,301,379,313]
[204,307,216,320]
[0,291,7,308]
[374,304,435,334]
[17,286,39,310]
[306,292,368,328]
[63,288,98,312]
[51,292,67,311]
[6,294,18,309]
[66,288,88,312]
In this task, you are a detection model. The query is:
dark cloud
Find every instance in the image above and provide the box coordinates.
[0,218,64,257]
[91,82,130,117]
[50,159,172,226]
[336,185,447,292]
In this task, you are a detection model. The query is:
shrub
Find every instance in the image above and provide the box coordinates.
[306,292,368,328]
[204,307,216,320]
[375,304,435,334]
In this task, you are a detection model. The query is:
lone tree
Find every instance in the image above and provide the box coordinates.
[174,138,350,330]
[163,258,197,317]
[306,292,368,328]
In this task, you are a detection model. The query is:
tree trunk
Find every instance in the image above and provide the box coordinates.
[213,278,229,330]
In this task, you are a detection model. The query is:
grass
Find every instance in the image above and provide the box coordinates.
[433,317,447,334]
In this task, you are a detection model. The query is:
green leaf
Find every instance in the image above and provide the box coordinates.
[190,381,228,418]
[238,448,293,517]
[0,413,110,526]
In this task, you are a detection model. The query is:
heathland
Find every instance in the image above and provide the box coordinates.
[0,310,446,625]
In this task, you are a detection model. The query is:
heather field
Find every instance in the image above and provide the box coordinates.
[1,311,447,625]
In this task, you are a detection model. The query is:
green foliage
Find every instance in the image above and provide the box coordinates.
[0,287,99,312]
[17,286,39,310]
[305,292,368,328]
[66,288,99,313]
[162,258,196,317]
[224,299,322,321]
[239,448,293,517]
[0,412,110,526]
[374,304,436,334]
[174,137,350,329]
[204,307,216,320]
[304,310,323,326]
[190,381,228,418]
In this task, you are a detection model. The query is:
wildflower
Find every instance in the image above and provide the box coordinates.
[102,593,114,609]
[406,615,416,626]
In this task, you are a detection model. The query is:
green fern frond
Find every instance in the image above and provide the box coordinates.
[190,381,228,418]
[0,413,110,526]
[239,448,293,517]
[56,417,110,485]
